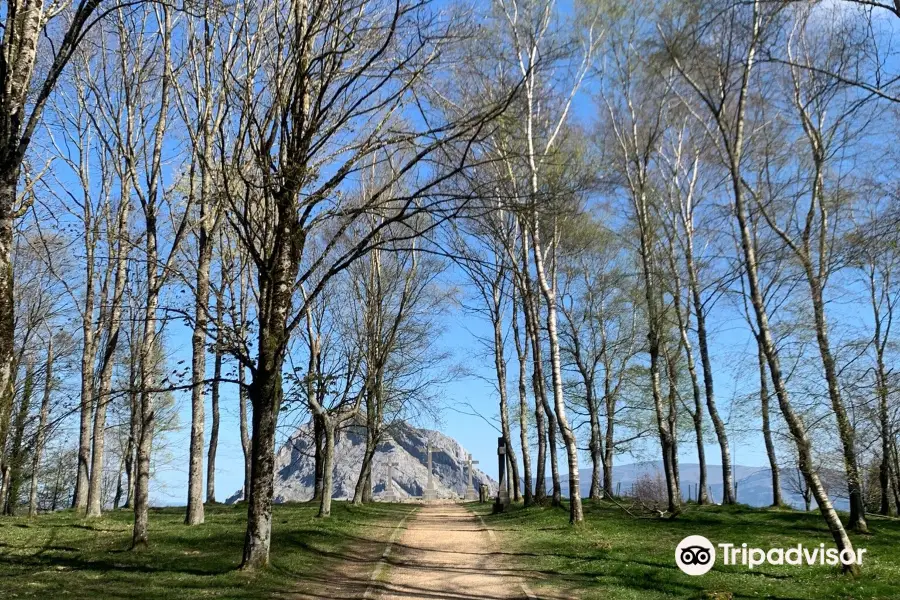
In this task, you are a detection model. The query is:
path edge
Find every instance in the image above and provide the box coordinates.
[362,505,419,600]
[466,503,538,600]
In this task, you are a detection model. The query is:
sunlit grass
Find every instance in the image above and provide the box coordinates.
[0,501,414,599]
[472,500,900,599]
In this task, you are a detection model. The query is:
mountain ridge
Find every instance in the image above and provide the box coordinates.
[228,420,496,503]
[544,461,848,510]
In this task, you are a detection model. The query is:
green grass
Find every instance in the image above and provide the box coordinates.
[472,500,900,600]
[0,502,413,599]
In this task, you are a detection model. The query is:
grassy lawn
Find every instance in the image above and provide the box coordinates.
[0,502,414,599]
[472,500,900,600]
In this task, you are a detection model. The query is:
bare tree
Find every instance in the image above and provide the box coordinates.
[215,0,515,567]
[206,270,225,504]
[3,357,34,513]
[297,272,367,517]
[494,0,603,524]
[602,15,680,514]
[97,5,192,548]
[748,6,876,531]
[657,117,735,505]
[557,205,641,501]
[171,0,238,525]
[661,0,859,571]
[0,0,118,483]
[1,230,68,513]
[850,204,900,515]
[28,332,53,516]
[451,207,522,502]
[349,218,451,505]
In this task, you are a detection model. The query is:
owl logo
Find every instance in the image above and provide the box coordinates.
[675,535,716,575]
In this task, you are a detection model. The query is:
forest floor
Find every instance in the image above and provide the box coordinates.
[0,501,415,599]
[470,499,900,599]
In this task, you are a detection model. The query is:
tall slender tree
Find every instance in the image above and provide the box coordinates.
[661,0,859,570]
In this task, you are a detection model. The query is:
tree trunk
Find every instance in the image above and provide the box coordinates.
[877,355,891,516]
[533,379,547,501]
[663,336,681,498]
[758,339,782,507]
[239,365,251,501]
[318,418,336,518]
[634,192,679,515]
[649,305,678,514]
[49,457,62,511]
[73,263,96,513]
[0,466,8,512]
[518,233,547,502]
[353,397,377,505]
[603,373,615,497]
[113,461,124,510]
[87,202,129,518]
[522,270,559,504]
[531,218,583,524]
[133,183,165,547]
[0,170,18,500]
[806,280,868,532]
[241,365,281,569]
[689,399,706,505]
[4,361,34,514]
[534,312,560,504]
[731,155,858,572]
[684,235,733,505]
[313,413,325,502]
[73,179,100,513]
[186,219,213,525]
[241,206,298,568]
[207,290,224,505]
[668,253,708,505]
[362,469,373,503]
[587,381,602,501]
[86,355,110,518]
[492,301,521,502]
[511,288,533,506]
[123,382,138,509]
[132,303,158,549]
[29,338,53,516]
[889,440,900,515]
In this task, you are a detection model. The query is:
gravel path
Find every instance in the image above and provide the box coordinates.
[368,503,552,600]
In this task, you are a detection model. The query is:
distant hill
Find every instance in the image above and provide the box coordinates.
[542,461,849,510]
[228,420,496,503]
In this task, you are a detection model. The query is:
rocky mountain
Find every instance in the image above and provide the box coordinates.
[229,420,496,503]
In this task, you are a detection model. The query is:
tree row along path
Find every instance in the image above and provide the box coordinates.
[364,503,562,600]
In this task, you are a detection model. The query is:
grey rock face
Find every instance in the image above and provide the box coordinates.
[228,420,496,503]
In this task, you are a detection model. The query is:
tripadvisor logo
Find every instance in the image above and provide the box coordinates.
[675,536,867,576]
[676,535,716,576]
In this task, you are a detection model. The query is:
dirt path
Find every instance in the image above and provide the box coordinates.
[288,505,417,600]
[366,503,557,600]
